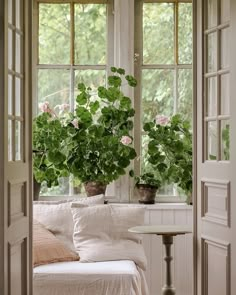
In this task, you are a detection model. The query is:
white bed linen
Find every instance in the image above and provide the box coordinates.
[33,260,149,295]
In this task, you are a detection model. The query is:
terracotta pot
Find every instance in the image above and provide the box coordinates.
[33,177,41,201]
[136,184,158,204]
[84,181,107,197]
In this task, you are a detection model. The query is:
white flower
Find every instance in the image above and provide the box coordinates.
[155,115,170,126]
[120,135,132,145]
[71,118,79,129]
[38,101,51,113]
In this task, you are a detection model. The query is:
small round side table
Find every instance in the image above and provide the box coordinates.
[128,225,192,295]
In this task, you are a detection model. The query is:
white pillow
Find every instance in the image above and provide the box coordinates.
[33,194,105,252]
[71,204,147,270]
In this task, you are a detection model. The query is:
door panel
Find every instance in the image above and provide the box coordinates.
[197,0,235,294]
[1,0,32,293]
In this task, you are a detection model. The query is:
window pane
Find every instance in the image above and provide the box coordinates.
[8,29,13,70]
[142,69,174,124]
[15,33,22,74]
[220,74,230,115]
[39,4,70,64]
[143,3,174,64]
[178,69,193,122]
[15,121,22,161]
[8,120,12,161]
[206,77,217,117]
[178,3,192,64]
[8,75,13,115]
[207,32,217,73]
[74,4,106,65]
[15,77,22,116]
[40,177,70,196]
[221,0,230,23]
[74,70,106,99]
[220,120,229,161]
[15,0,22,30]
[207,121,217,160]
[8,0,12,24]
[207,0,218,29]
[220,28,229,69]
[37,69,70,109]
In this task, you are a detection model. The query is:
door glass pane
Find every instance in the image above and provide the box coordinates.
[207,33,217,73]
[15,121,22,161]
[15,33,22,74]
[39,4,70,64]
[15,0,22,29]
[207,77,217,117]
[8,0,12,24]
[37,69,70,108]
[207,0,218,28]
[15,77,21,116]
[74,70,106,100]
[8,75,13,115]
[143,3,174,64]
[178,3,192,64]
[74,4,106,65]
[178,69,193,122]
[207,121,217,160]
[220,74,230,115]
[220,120,230,161]
[142,69,175,124]
[8,29,13,70]
[8,120,13,161]
[220,28,229,69]
[221,0,230,23]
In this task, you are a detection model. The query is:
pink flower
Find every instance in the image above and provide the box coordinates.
[38,101,51,113]
[120,136,132,145]
[71,119,79,129]
[55,103,70,112]
[155,115,170,126]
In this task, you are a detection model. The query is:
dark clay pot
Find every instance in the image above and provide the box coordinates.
[136,184,158,204]
[84,181,107,197]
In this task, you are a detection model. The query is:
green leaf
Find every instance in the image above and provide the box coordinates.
[117,68,125,75]
[89,101,100,114]
[125,75,137,87]
[110,66,117,73]
[120,96,131,109]
[108,76,122,87]
[76,92,88,105]
[78,83,86,92]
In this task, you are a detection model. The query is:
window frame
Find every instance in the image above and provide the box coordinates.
[134,0,193,202]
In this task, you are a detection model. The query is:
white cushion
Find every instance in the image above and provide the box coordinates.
[33,195,105,252]
[71,204,147,270]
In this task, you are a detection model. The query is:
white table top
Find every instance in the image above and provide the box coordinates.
[128,225,192,236]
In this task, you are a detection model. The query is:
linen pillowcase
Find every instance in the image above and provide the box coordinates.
[71,204,147,270]
[33,194,105,251]
[33,219,79,267]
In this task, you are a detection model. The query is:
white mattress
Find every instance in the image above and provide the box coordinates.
[33,260,149,295]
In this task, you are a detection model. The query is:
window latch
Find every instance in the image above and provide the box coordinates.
[134,53,140,62]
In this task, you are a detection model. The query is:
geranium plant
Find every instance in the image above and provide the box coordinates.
[138,114,192,200]
[65,67,137,188]
[33,102,70,188]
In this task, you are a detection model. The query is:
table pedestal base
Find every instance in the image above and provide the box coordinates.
[161,235,176,295]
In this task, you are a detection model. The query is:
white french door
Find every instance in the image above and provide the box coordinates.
[0,0,33,294]
[196,0,236,294]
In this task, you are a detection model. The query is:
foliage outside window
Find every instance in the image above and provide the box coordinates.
[134,0,193,200]
[35,0,112,195]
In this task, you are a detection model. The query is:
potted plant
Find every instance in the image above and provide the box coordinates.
[32,102,70,199]
[66,67,137,196]
[134,173,161,204]
[136,114,192,204]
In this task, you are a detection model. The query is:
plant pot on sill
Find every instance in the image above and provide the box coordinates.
[33,177,41,201]
[84,181,107,197]
[136,184,158,205]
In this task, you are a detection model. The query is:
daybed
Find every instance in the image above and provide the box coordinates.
[33,195,149,295]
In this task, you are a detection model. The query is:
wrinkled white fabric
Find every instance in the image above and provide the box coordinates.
[33,260,149,295]
[71,204,147,270]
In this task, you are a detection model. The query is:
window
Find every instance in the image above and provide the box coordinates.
[33,0,193,201]
[33,0,113,195]
[134,0,193,201]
